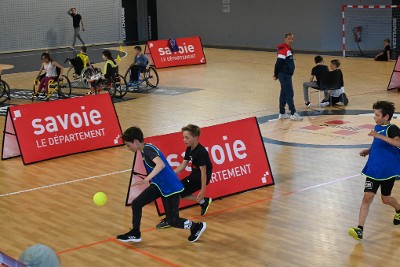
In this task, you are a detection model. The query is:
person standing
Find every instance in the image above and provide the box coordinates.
[273,33,303,121]
[67,7,85,49]
[348,101,400,240]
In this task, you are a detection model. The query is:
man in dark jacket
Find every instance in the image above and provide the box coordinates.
[273,33,302,121]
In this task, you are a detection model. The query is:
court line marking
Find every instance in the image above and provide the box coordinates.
[53,173,360,265]
[0,169,132,198]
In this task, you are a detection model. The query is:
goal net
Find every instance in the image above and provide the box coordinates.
[342,5,400,58]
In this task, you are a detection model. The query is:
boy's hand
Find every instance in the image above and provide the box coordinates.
[359,149,370,157]
[196,189,205,202]
[367,130,379,138]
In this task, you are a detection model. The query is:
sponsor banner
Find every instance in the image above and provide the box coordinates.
[388,55,400,90]
[2,94,123,164]
[142,117,274,216]
[146,36,206,68]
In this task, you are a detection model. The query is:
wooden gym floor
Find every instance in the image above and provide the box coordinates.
[1,46,400,266]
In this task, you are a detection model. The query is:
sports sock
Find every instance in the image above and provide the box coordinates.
[199,199,205,205]
[358,225,364,231]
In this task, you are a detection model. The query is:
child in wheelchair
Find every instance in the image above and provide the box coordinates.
[87,50,118,95]
[128,45,149,86]
[33,52,64,97]
[66,46,94,78]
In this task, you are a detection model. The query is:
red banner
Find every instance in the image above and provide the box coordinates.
[1,94,123,164]
[140,117,274,216]
[146,36,206,68]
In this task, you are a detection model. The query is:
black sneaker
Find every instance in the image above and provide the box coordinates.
[305,102,312,108]
[342,93,349,106]
[394,212,400,225]
[200,198,212,216]
[188,222,206,242]
[348,227,363,240]
[155,218,171,229]
[116,229,141,243]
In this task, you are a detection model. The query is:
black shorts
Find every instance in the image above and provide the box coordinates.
[364,177,396,196]
[180,173,211,198]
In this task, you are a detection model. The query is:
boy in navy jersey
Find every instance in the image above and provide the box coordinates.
[156,124,213,229]
[117,126,206,243]
[348,101,400,240]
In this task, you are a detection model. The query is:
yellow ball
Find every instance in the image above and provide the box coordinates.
[93,192,107,206]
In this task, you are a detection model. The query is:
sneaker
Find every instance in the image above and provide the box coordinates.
[348,227,363,240]
[319,100,330,107]
[200,198,212,216]
[290,113,303,121]
[393,212,400,225]
[155,218,171,229]
[342,93,349,106]
[188,222,206,242]
[305,102,312,108]
[278,113,290,119]
[116,229,141,243]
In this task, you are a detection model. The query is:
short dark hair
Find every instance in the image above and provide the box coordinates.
[285,33,293,38]
[314,55,324,64]
[81,46,87,53]
[384,38,391,43]
[181,124,201,137]
[134,46,142,52]
[122,127,144,143]
[331,59,341,68]
[373,101,396,120]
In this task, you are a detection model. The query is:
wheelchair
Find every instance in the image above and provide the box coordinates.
[121,65,159,97]
[65,57,99,88]
[0,77,11,104]
[87,70,126,99]
[31,68,71,101]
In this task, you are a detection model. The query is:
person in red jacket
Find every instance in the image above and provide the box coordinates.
[273,33,302,121]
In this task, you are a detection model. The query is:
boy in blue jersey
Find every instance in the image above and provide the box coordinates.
[117,126,206,243]
[348,101,400,240]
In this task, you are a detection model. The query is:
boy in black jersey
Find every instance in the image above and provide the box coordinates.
[156,124,213,229]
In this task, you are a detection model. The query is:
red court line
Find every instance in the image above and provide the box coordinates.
[110,239,180,267]
[57,238,113,254]
[55,174,359,263]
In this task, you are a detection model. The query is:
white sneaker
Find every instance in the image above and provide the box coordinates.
[319,100,330,107]
[290,113,303,121]
[278,113,290,119]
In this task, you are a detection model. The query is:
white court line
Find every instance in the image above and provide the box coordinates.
[0,169,132,198]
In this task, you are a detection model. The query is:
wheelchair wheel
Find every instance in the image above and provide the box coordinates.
[80,67,95,88]
[57,75,72,99]
[145,67,159,88]
[115,74,127,98]
[0,79,11,103]
[66,66,78,82]
[124,67,134,90]
[98,77,116,98]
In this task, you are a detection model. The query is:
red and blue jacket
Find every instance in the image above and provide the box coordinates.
[274,43,295,77]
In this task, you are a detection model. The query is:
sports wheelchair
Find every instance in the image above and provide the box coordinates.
[31,67,71,101]
[119,65,159,97]
[0,75,11,104]
[65,57,99,88]
[87,67,126,99]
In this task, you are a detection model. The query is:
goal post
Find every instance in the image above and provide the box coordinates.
[342,4,400,58]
